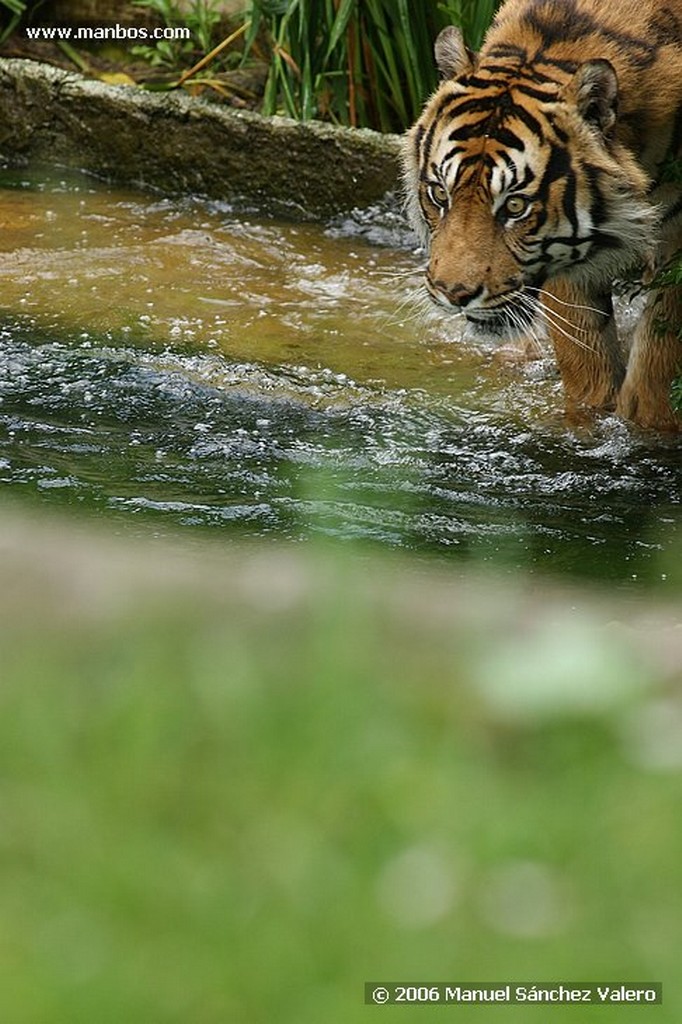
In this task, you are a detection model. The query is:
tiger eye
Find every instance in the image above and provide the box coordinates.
[429,182,450,209]
[504,195,529,218]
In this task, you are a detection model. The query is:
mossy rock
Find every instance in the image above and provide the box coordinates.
[0,58,402,218]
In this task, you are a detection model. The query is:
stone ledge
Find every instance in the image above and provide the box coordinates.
[0,58,402,217]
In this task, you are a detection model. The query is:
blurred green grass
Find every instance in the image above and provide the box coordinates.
[1,513,681,1022]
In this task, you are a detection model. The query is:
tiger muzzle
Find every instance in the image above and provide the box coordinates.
[425,273,483,309]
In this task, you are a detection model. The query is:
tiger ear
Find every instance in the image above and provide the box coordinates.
[434,26,475,80]
[573,59,619,135]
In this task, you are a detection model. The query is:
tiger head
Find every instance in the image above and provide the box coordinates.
[403,26,656,335]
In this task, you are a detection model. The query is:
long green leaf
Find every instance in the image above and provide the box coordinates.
[242,0,501,129]
[324,0,355,61]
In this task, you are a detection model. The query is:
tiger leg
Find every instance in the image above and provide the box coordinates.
[616,282,682,432]
[542,277,626,415]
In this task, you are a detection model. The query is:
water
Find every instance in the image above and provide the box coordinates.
[0,167,680,589]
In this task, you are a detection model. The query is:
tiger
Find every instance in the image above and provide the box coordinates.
[403,0,682,431]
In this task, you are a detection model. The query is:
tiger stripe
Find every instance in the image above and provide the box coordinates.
[402,0,682,430]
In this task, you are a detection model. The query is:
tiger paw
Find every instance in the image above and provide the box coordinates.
[616,385,681,432]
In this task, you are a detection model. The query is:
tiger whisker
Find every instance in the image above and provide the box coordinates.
[532,301,599,353]
[506,300,548,356]
[389,282,425,310]
[528,297,590,335]
[392,285,431,317]
[382,287,436,330]
[515,292,595,353]
[509,301,548,356]
[369,267,427,280]
[525,286,610,317]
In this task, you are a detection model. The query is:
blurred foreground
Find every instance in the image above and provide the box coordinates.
[1,508,681,1022]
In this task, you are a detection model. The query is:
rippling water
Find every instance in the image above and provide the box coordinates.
[0,168,680,588]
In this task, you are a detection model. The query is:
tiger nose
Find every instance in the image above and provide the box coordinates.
[427,273,482,308]
[446,283,481,307]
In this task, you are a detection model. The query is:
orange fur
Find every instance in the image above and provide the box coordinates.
[404,0,682,430]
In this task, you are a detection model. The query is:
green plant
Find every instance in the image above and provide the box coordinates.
[0,0,26,44]
[244,0,501,131]
[132,0,223,69]
[445,0,501,48]
[671,373,682,412]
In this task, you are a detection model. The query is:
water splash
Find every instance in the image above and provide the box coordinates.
[0,169,680,587]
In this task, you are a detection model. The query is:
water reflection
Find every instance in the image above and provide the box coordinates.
[0,168,680,588]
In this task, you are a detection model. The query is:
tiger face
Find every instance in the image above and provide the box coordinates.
[403,25,655,337]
